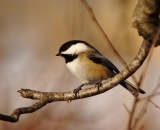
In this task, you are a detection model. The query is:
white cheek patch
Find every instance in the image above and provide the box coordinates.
[62,43,89,55]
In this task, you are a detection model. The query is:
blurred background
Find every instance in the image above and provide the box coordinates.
[0,0,160,130]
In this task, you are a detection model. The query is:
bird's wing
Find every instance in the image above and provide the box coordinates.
[88,51,120,74]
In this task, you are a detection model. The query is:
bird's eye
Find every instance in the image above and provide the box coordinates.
[64,47,67,51]
[62,46,69,51]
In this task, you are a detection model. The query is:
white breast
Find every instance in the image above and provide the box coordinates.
[66,58,99,85]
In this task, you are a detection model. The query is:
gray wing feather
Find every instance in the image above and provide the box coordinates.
[100,56,120,73]
[88,51,120,74]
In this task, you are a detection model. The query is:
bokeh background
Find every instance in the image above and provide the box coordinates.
[0,0,160,130]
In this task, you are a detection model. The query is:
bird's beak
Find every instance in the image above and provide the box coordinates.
[56,53,61,56]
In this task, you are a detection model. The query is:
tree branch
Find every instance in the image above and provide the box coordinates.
[0,34,158,122]
[128,39,155,129]
[148,99,160,109]
[130,77,160,130]
[0,0,160,123]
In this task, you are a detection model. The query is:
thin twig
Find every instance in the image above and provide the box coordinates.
[128,98,138,130]
[131,77,160,130]
[123,104,131,115]
[148,99,160,109]
[139,79,160,101]
[128,21,160,130]
[139,91,160,101]
[127,43,154,129]
[131,100,149,130]
[80,0,138,84]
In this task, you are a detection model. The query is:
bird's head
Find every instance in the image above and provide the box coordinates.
[56,40,91,57]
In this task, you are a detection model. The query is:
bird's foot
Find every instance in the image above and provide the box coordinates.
[96,82,102,91]
[73,84,84,97]
[96,79,102,91]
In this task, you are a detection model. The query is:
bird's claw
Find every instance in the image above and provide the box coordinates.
[96,82,102,91]
[73,84,84,97]
[73,87,82,95]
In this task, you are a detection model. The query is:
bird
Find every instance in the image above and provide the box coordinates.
[56,40,145,97]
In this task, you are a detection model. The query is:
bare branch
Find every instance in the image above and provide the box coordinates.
[0,0,160,123]
[123,104,131,115]
[139,78,160,101]
[128,2,160,127]
[0,35,157,122]
[128,41,154,129]
[80,0,138,84]
[130,77,160,130]
[0,100,48,122]
[140,91,160,101]
[131,100,149,130]
[148,99,160,109]
[138,46,154,87]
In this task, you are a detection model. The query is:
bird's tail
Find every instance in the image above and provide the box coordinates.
[120,80,145,97]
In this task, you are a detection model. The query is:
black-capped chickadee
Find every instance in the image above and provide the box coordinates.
[56,40,145,97]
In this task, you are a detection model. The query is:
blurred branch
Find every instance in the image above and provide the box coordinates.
[131,77,160,130]
[128,0,160,129]
[80,0,138,84]
[128,42,154,129]
[140,91,160,101]
[148,99,160,109]
[131,100,149,130]
[139,78,160,101]
[123,104,131,115]
[0,29,159,122]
